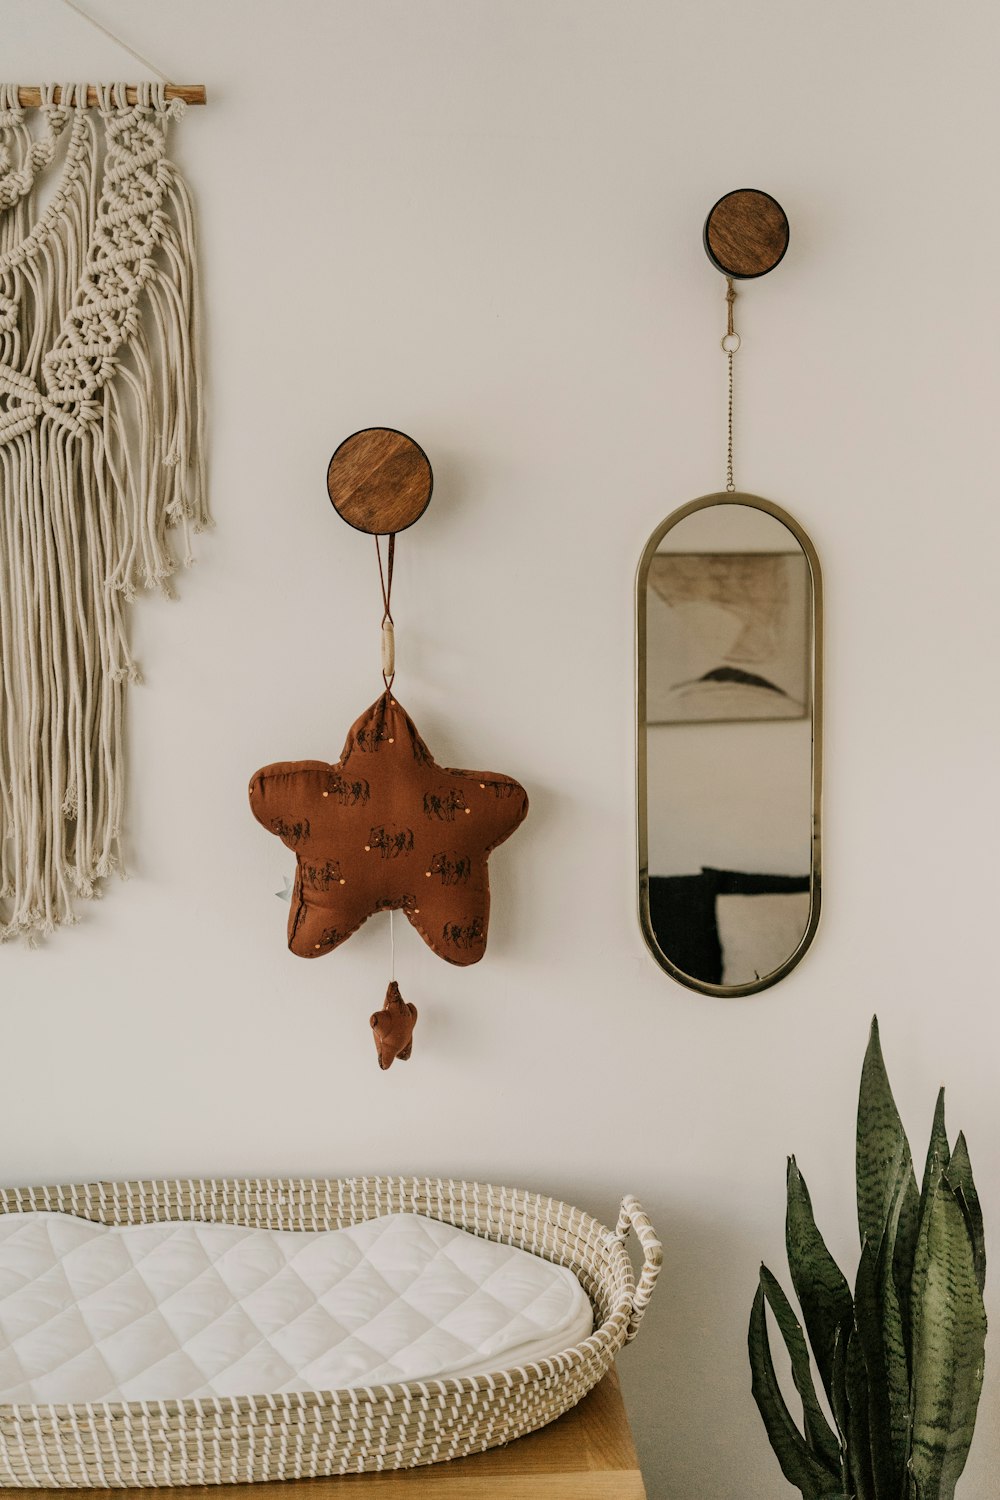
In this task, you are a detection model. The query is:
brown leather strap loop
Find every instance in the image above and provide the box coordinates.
[376,533,396,689]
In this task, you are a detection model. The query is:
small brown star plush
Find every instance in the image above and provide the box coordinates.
[249,692,528,964]
[371,981,418,1069]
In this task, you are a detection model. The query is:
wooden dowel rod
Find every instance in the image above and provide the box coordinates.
[15,85,207,107]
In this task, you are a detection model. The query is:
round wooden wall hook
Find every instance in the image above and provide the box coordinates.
[327,427,433,535]
[703,189,789,279]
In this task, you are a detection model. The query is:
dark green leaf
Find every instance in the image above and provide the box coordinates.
[857,1017,917,1259]
[909,1168,988,1500]
[759,1265,842,1471]
[853,1239,899,1499]
[786,1157,854,1408]
[876,1193,913,1478]
[890,1165,921,1381]
[749,1280,841,1499]
[946,1133,986,1296]
[829,1322,851,1450]
[857,1016,921,1383]
[919,1088,950,1207]
[845,1326,875,1500]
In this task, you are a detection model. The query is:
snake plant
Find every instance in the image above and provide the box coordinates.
[749,1018,987,1500]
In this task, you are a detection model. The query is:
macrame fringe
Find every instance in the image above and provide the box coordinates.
[0,83,207,941]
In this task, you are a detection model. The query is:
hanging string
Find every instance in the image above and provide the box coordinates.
[378,533,398,979]
[722,276,741,492]
[58,0,172,83]
[375,532,396,690]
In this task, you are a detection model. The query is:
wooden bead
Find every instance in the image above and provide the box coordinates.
[704,189,789,279]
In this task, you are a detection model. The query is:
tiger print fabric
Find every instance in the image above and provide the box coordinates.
[249,693,528,965]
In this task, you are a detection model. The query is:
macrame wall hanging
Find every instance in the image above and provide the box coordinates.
[249,428,529,1069]
[0,24,207,942]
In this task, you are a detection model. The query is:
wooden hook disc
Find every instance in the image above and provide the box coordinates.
[327,428,433,535]
[703,189,789,279]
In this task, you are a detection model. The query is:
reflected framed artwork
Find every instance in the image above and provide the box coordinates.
[646,551,810,724]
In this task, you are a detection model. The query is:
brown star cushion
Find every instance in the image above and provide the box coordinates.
[249,693,528,966]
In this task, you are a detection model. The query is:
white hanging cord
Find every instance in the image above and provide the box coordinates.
[58,0,172,83]
[389,909,396,980]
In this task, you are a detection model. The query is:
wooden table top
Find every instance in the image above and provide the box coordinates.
[1,1368,645,1500]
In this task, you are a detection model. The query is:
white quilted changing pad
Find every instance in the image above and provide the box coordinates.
[0,1211,593,1404]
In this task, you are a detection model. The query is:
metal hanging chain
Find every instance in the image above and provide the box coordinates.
[58,0,172,83]
[722,276,741,492]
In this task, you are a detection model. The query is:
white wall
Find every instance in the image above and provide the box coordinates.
[4,4,999,1497]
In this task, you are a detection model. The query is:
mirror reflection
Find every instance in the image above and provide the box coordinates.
[638,494,821,995]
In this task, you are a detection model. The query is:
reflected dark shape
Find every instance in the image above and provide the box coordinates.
[647,869,811,984]
[675,666,789,697]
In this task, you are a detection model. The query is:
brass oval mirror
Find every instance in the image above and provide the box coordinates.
[637,493,822,996]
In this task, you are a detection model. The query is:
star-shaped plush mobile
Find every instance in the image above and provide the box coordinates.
[371,981,418,1070]
[249,692,528,966]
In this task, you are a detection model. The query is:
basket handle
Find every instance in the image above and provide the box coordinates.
[615,1195,663,1343]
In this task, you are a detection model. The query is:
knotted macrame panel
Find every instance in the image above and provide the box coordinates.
[0,82,207,942]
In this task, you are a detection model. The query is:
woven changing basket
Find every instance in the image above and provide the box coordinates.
[0,1176,661,1488]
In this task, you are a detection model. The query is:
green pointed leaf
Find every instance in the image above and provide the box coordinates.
[786,1157,854,1407]
[946,1132,986,1296]
[859,1128,922,1477]
[749,1281,841,1499]
[759,1266,842,1472]
[909,1168,988,1500]
[857,1017,917,1257]
[829,1322,851,1450]
[845,1326,875,1500]
[920,1088,950,1206]
[875,1175,913,1476]
[853,1239,899,1499]
[890,1165,921,1379]
[857,1016,921,1378]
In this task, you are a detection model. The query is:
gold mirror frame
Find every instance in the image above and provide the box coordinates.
[636,491,823,997]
